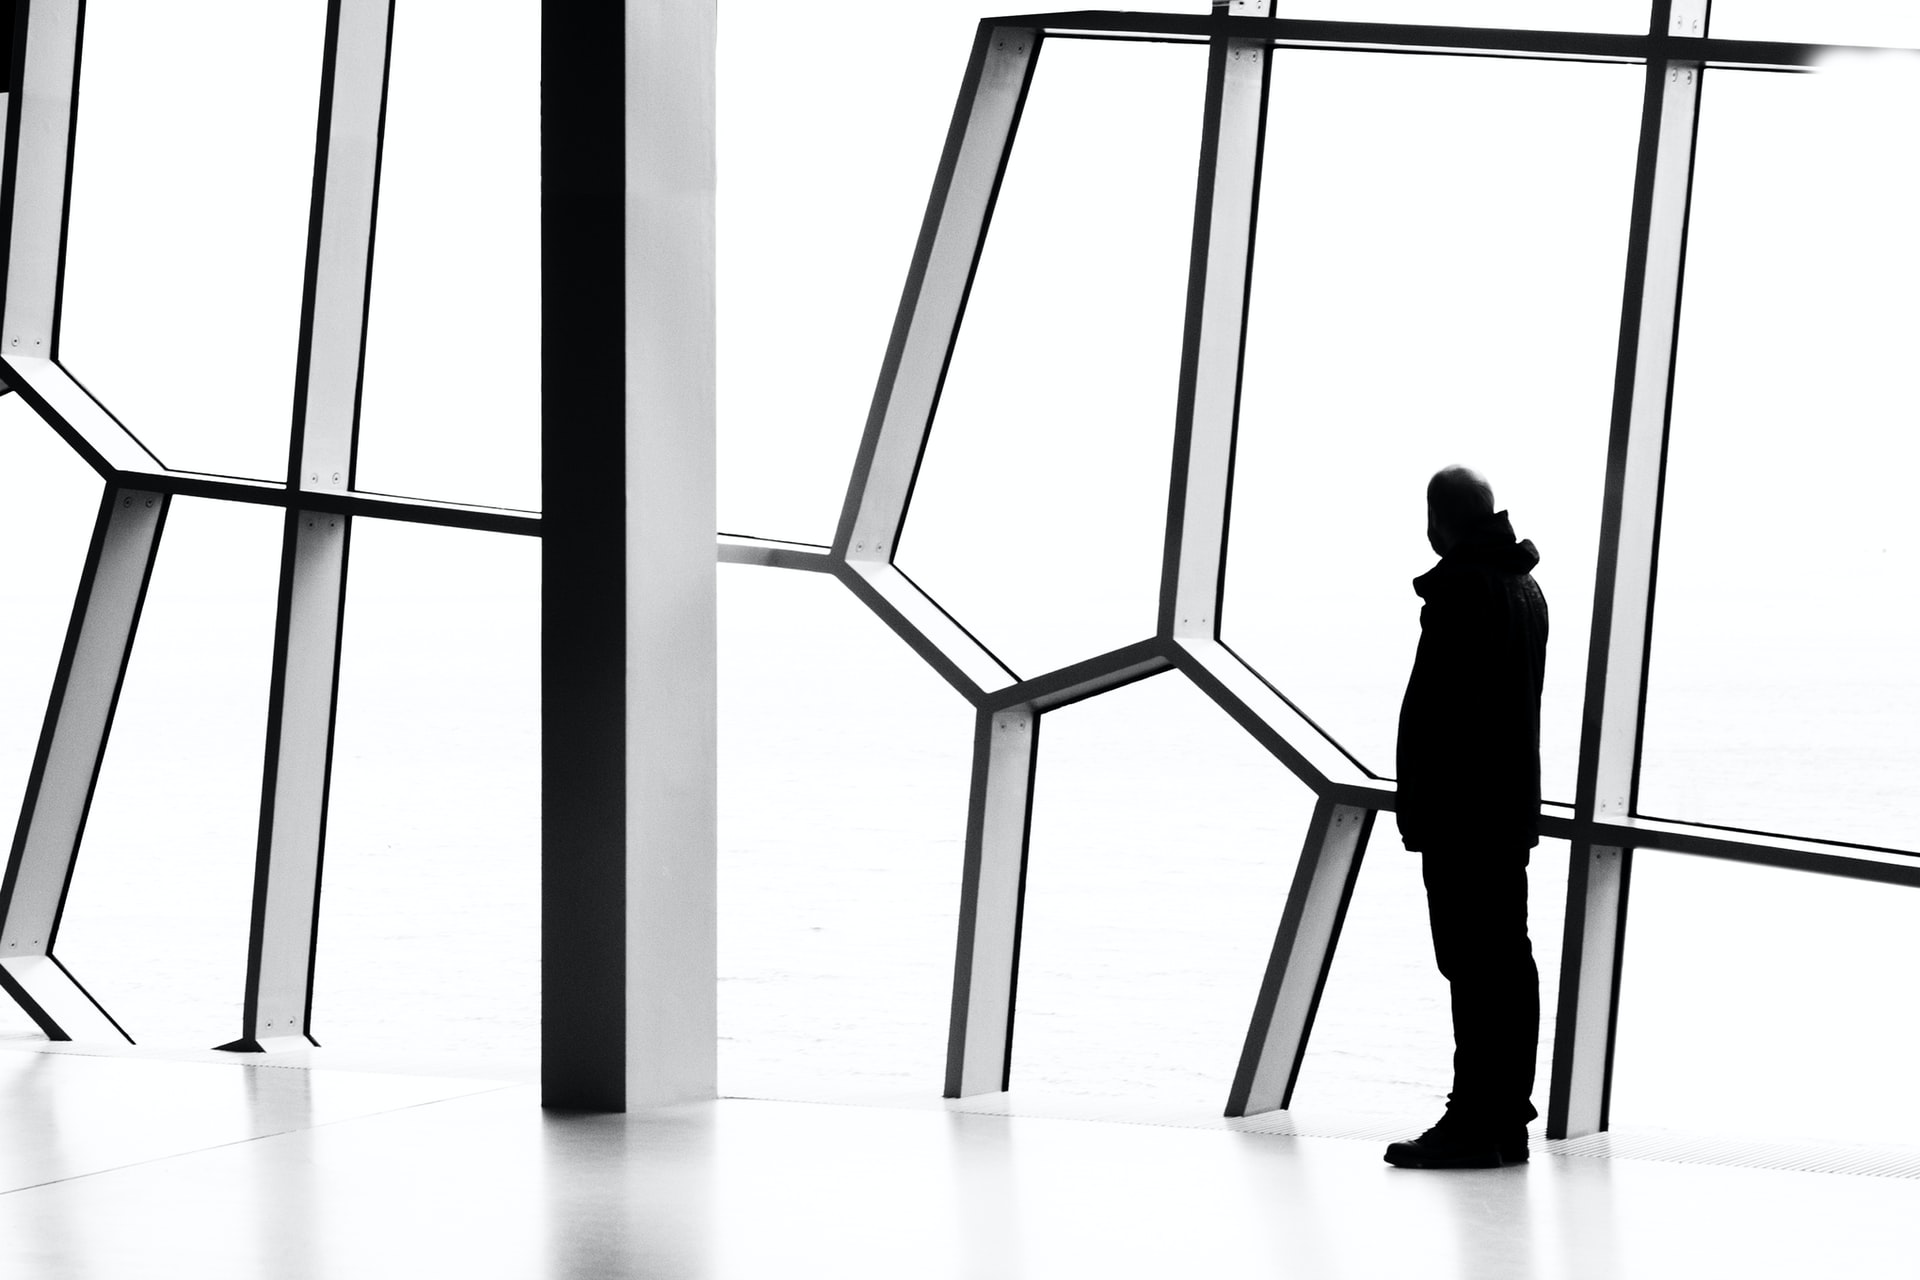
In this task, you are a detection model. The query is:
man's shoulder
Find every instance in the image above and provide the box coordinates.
[1416,559,1544,636]
[1414,557,1500,602]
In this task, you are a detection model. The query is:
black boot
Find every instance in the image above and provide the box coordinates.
[1384,1113,1512,1169]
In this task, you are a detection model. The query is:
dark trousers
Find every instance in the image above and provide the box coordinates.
[1421,844,1539,1130]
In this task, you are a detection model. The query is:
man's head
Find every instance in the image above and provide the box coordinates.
[1426,465,1495,555]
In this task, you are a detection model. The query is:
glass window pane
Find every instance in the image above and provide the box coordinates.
[1226,52,1640,796]
[1640,68,1920,849]
[316,520,539,1081]
[355,0,539,511]
[1015,676,1318,1108]
[0,414,81,1037]
[715,9,1215,546]
[896,39,1206,678]
[1709,1,1920,47]
[0,401,103,825]
[60,3,326,481]
[717,566,973,1101]
[55,500,282,1042]
[718,6,985,544]
[1614,855,1920,1147]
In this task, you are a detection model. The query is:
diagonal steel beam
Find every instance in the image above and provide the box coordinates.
[836,559,1016,699]
[1548,0,1711,1140]
[978,638,1170,714]
[1226,797,1374,1116]
[0,486,166,1042]
[834,23,1040,567]
[0,359,161,476]
[219,0,393,1053]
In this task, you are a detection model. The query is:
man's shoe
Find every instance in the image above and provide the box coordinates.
[1384,1118,1503,1169]
[1499,1132,1529,1165]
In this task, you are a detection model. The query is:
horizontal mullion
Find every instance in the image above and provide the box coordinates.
[1601,814,1920,875]
[1032,30,1209,47]
[717,534,834,571]
[1005,12,1900,66]
[1297,788,1920,884]
[981,638,1171,712]
[112,470,541,535]
[1002,12,1652,59]
[1691,37,1911,69]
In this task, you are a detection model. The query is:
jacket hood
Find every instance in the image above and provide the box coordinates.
[1415,510,1538,593]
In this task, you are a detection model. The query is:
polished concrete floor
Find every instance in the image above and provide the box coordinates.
[2,1045,1917,1279]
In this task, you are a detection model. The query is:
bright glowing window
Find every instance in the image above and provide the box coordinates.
[897,38,1207,677]
[1228,51,1640,798]
[59,2,326,481]
[1641,66,1920,849]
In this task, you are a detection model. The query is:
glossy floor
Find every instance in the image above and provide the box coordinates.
[1,1046,1915,1280]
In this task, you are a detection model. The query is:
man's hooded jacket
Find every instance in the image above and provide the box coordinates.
[1395,510,1548,852]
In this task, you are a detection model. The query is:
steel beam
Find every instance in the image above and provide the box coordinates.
[228,509,351,1052]
[946,706,1041,1097]
[1314,788,1920,887]
[221,0,394,1054]
[542,0,718,1111]
[0,486,166,1043]
[717,534,834,572]
[1160,8,1270,641]
[0,0,78,362]
[980,638,1170,713]
[837,559,1016,698]
[994,10,1881,70]
[1226,799,1374,1116]
[1549,0,1709,1140]
[835,24,1039,565]
[116,470,542,536]
[1,359,161,476]
[1009,12,1645,62]
[1173,639,1372,796]
[1602,817,1920,886]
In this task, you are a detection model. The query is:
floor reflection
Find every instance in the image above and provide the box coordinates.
[1,1049,1916,1279]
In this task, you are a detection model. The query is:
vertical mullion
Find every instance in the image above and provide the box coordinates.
[0,486,166,1043]
[0,0,79,359]
[1226,800,1373,1116]
[946,706,1040,1097]
[223,0,392,1052]
[1550,0,1709,1139]
[834,24,1039,564]
[1159,18,1270,639]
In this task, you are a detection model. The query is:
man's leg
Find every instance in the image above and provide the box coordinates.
[1422,843,1540,1132]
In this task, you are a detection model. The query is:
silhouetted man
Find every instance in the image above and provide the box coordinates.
[1385,466,1547,1170]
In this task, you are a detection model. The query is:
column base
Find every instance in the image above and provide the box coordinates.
[212,1034,320,1054]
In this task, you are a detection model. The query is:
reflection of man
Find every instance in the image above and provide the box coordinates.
[1385,466,1548,1170]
